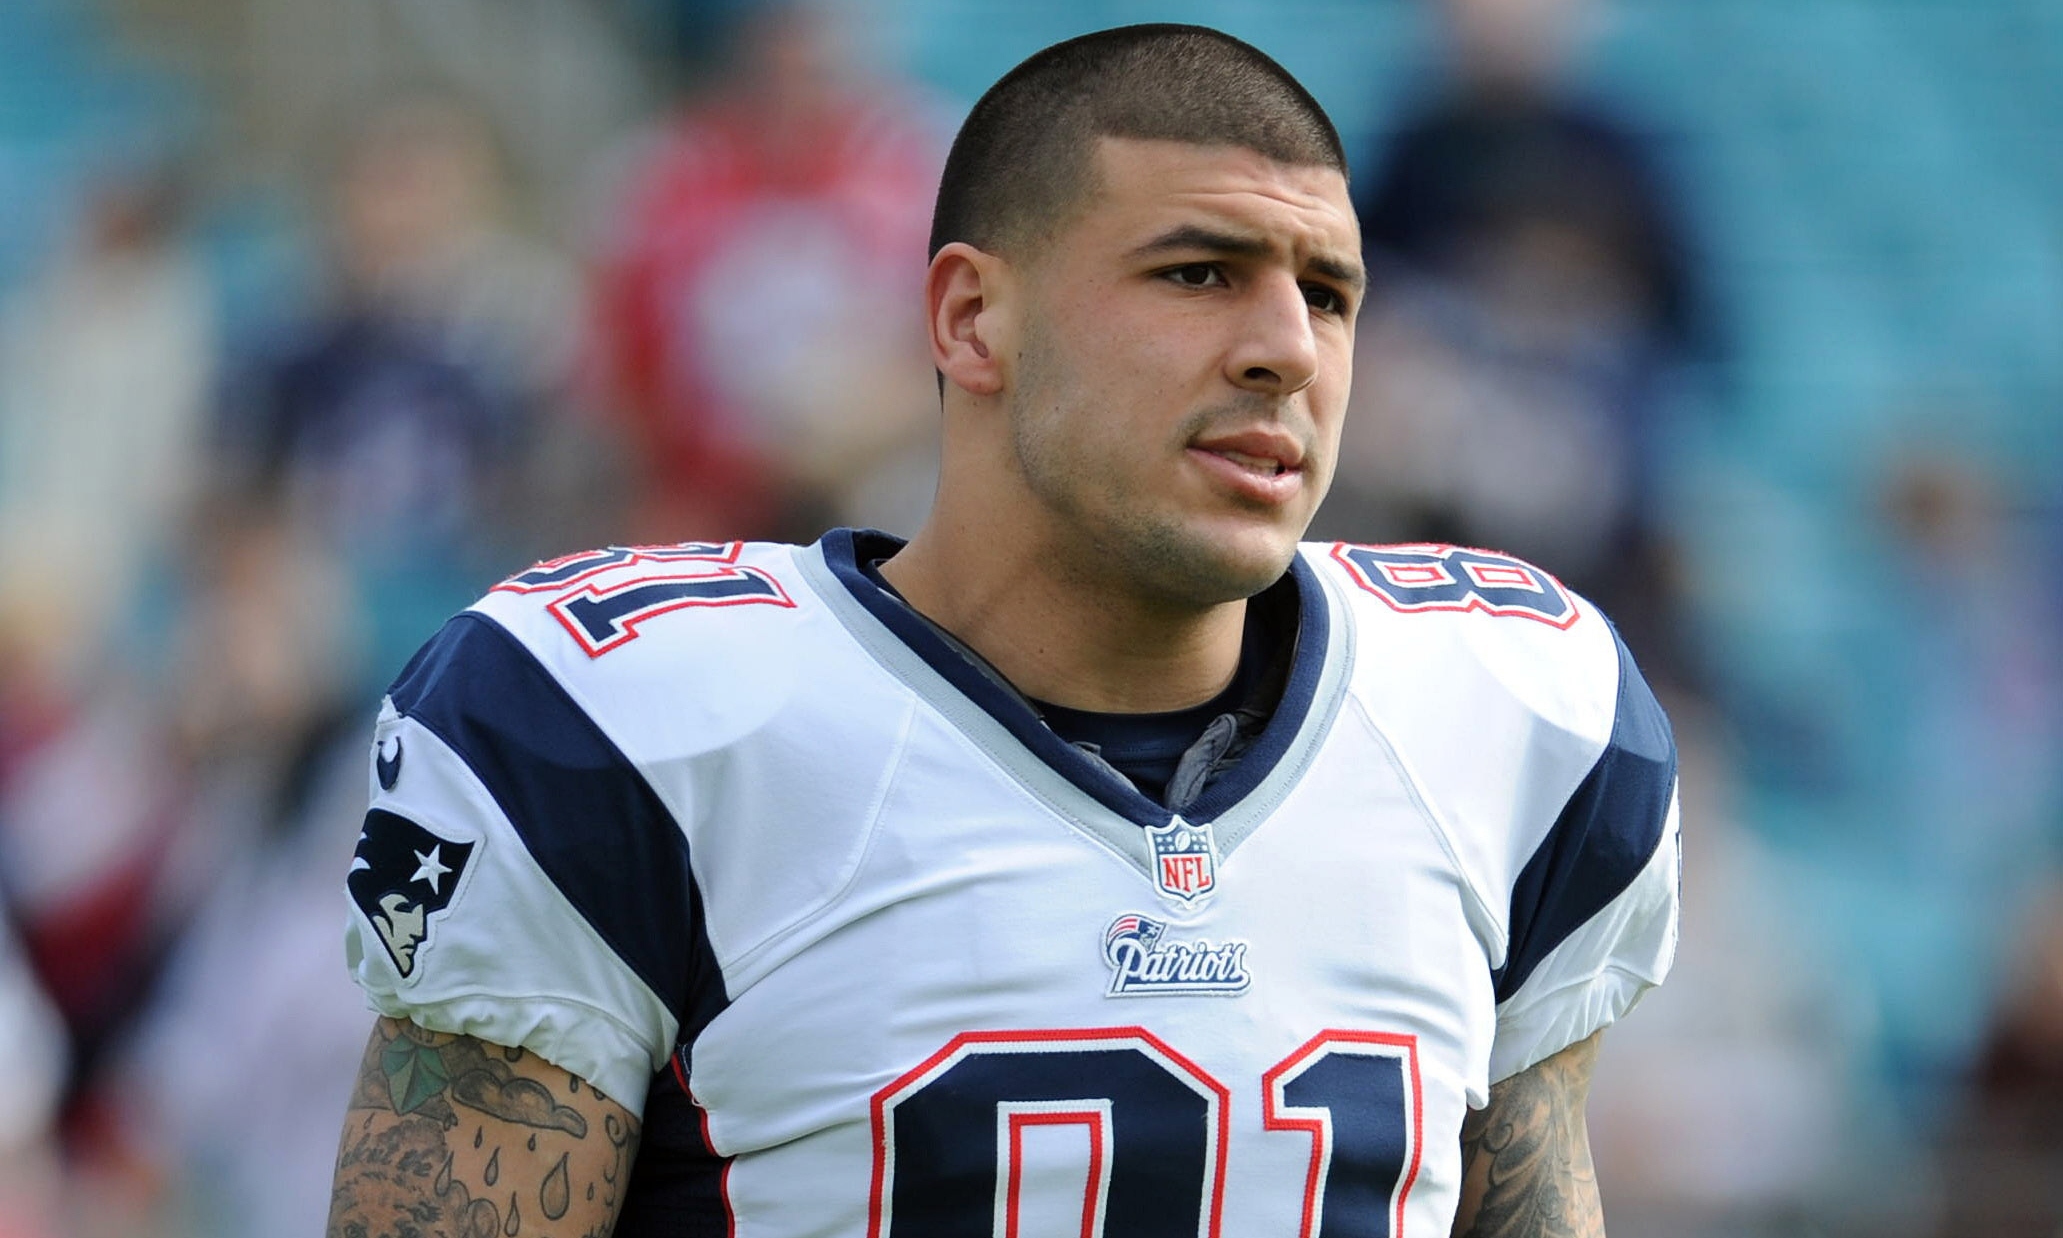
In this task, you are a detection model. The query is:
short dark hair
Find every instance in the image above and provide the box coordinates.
[929,24,1347,261]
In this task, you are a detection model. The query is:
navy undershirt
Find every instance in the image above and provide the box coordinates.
[1027,616,1270,802]
[858,548,1278,804]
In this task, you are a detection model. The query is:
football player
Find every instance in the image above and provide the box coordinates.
[329,24,1677,1238]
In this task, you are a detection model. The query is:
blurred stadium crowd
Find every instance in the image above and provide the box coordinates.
[0,0,2058,1234]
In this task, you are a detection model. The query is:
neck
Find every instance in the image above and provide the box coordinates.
[880,518,1249,714]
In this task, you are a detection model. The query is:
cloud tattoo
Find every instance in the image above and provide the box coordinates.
[449,1070,590,1138]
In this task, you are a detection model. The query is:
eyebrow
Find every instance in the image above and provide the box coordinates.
[1129,224,1368,294]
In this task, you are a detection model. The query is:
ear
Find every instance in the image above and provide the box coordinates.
[927,241,1011,398]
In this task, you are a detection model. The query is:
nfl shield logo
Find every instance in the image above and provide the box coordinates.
[1146,816,1218,903]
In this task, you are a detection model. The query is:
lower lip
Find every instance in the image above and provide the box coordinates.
[1187,447,1304,506]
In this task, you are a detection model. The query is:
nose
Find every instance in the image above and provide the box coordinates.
[1224,272,1319,397]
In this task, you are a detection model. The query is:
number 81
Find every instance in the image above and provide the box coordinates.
[869,1026,1423,1238]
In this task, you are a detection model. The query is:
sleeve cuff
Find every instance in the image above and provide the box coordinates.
[1487,965,1656,1086]
[360,988,667,1120]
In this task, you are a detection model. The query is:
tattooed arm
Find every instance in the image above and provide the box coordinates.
[1450,1031,1605,1238]
[328,1017,642,1238]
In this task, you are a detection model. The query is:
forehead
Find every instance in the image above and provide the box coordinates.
[1067,136,1360,260]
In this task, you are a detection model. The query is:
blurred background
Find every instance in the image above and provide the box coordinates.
[0,0,2057,1233]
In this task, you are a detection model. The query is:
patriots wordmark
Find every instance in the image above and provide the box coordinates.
[1103,913,1252,996]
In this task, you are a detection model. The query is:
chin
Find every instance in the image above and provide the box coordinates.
[1126,518,1304,608]
[1214,543,1304,600]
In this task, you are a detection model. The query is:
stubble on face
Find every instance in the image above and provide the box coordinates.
[1008,313,1316,612]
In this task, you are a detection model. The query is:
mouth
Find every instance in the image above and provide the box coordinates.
[1209,448,1294,477]
[1190,426,1306,475]
[1185,427,1309,505]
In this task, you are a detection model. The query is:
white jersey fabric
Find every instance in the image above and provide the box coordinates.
[345,528,1679,1236]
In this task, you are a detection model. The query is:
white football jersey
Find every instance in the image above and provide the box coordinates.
[345,529,1679,1237]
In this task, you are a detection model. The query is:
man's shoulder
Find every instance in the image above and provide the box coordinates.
[1301,543,1679,1031]
[472,539,812,655]
[1301,538,1640,750]
[391,539,839,749]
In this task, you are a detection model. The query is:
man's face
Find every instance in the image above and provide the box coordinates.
[1003,137,1363,608]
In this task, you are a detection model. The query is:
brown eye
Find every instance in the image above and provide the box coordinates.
[1303,283,1346,315]
[1166,264,1224,288]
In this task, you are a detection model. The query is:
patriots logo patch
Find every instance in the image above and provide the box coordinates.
[1103,913,1250,996]
[349,810,475,978]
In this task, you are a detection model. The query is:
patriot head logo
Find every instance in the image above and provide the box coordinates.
[1103,913,1168,964]
[1146,817,1218,903]
[349,809,475,978]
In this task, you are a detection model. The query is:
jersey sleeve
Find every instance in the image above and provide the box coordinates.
[1486,626,1681,1084]
[343,610,720,1117]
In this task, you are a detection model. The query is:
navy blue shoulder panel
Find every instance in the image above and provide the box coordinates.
[387,611,730,1047]
[1492,623,1676,1004]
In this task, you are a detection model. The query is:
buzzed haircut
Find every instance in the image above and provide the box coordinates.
[929,24,1347,261]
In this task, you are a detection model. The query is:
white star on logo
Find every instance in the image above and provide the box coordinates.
[411,845,453,893]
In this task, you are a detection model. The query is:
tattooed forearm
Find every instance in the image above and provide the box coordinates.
[328,1017,642,1238]
[1451,1032,1604,1238]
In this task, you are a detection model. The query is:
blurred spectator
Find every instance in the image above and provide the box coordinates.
[1,88,597,1238]
[1680,437,2063,1234]
[1946,883,2063,1236]
[218,87,592,687]
[1847,443,2063,1097]
[0,161,217,694]
[1586,703,1905,1237]
[0,156,223,1233]
[0,681,183,1072]
[1316,0,1706,684]
[587,0,948,543]
[110,720,375,1238]
[0,883,64,1238]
